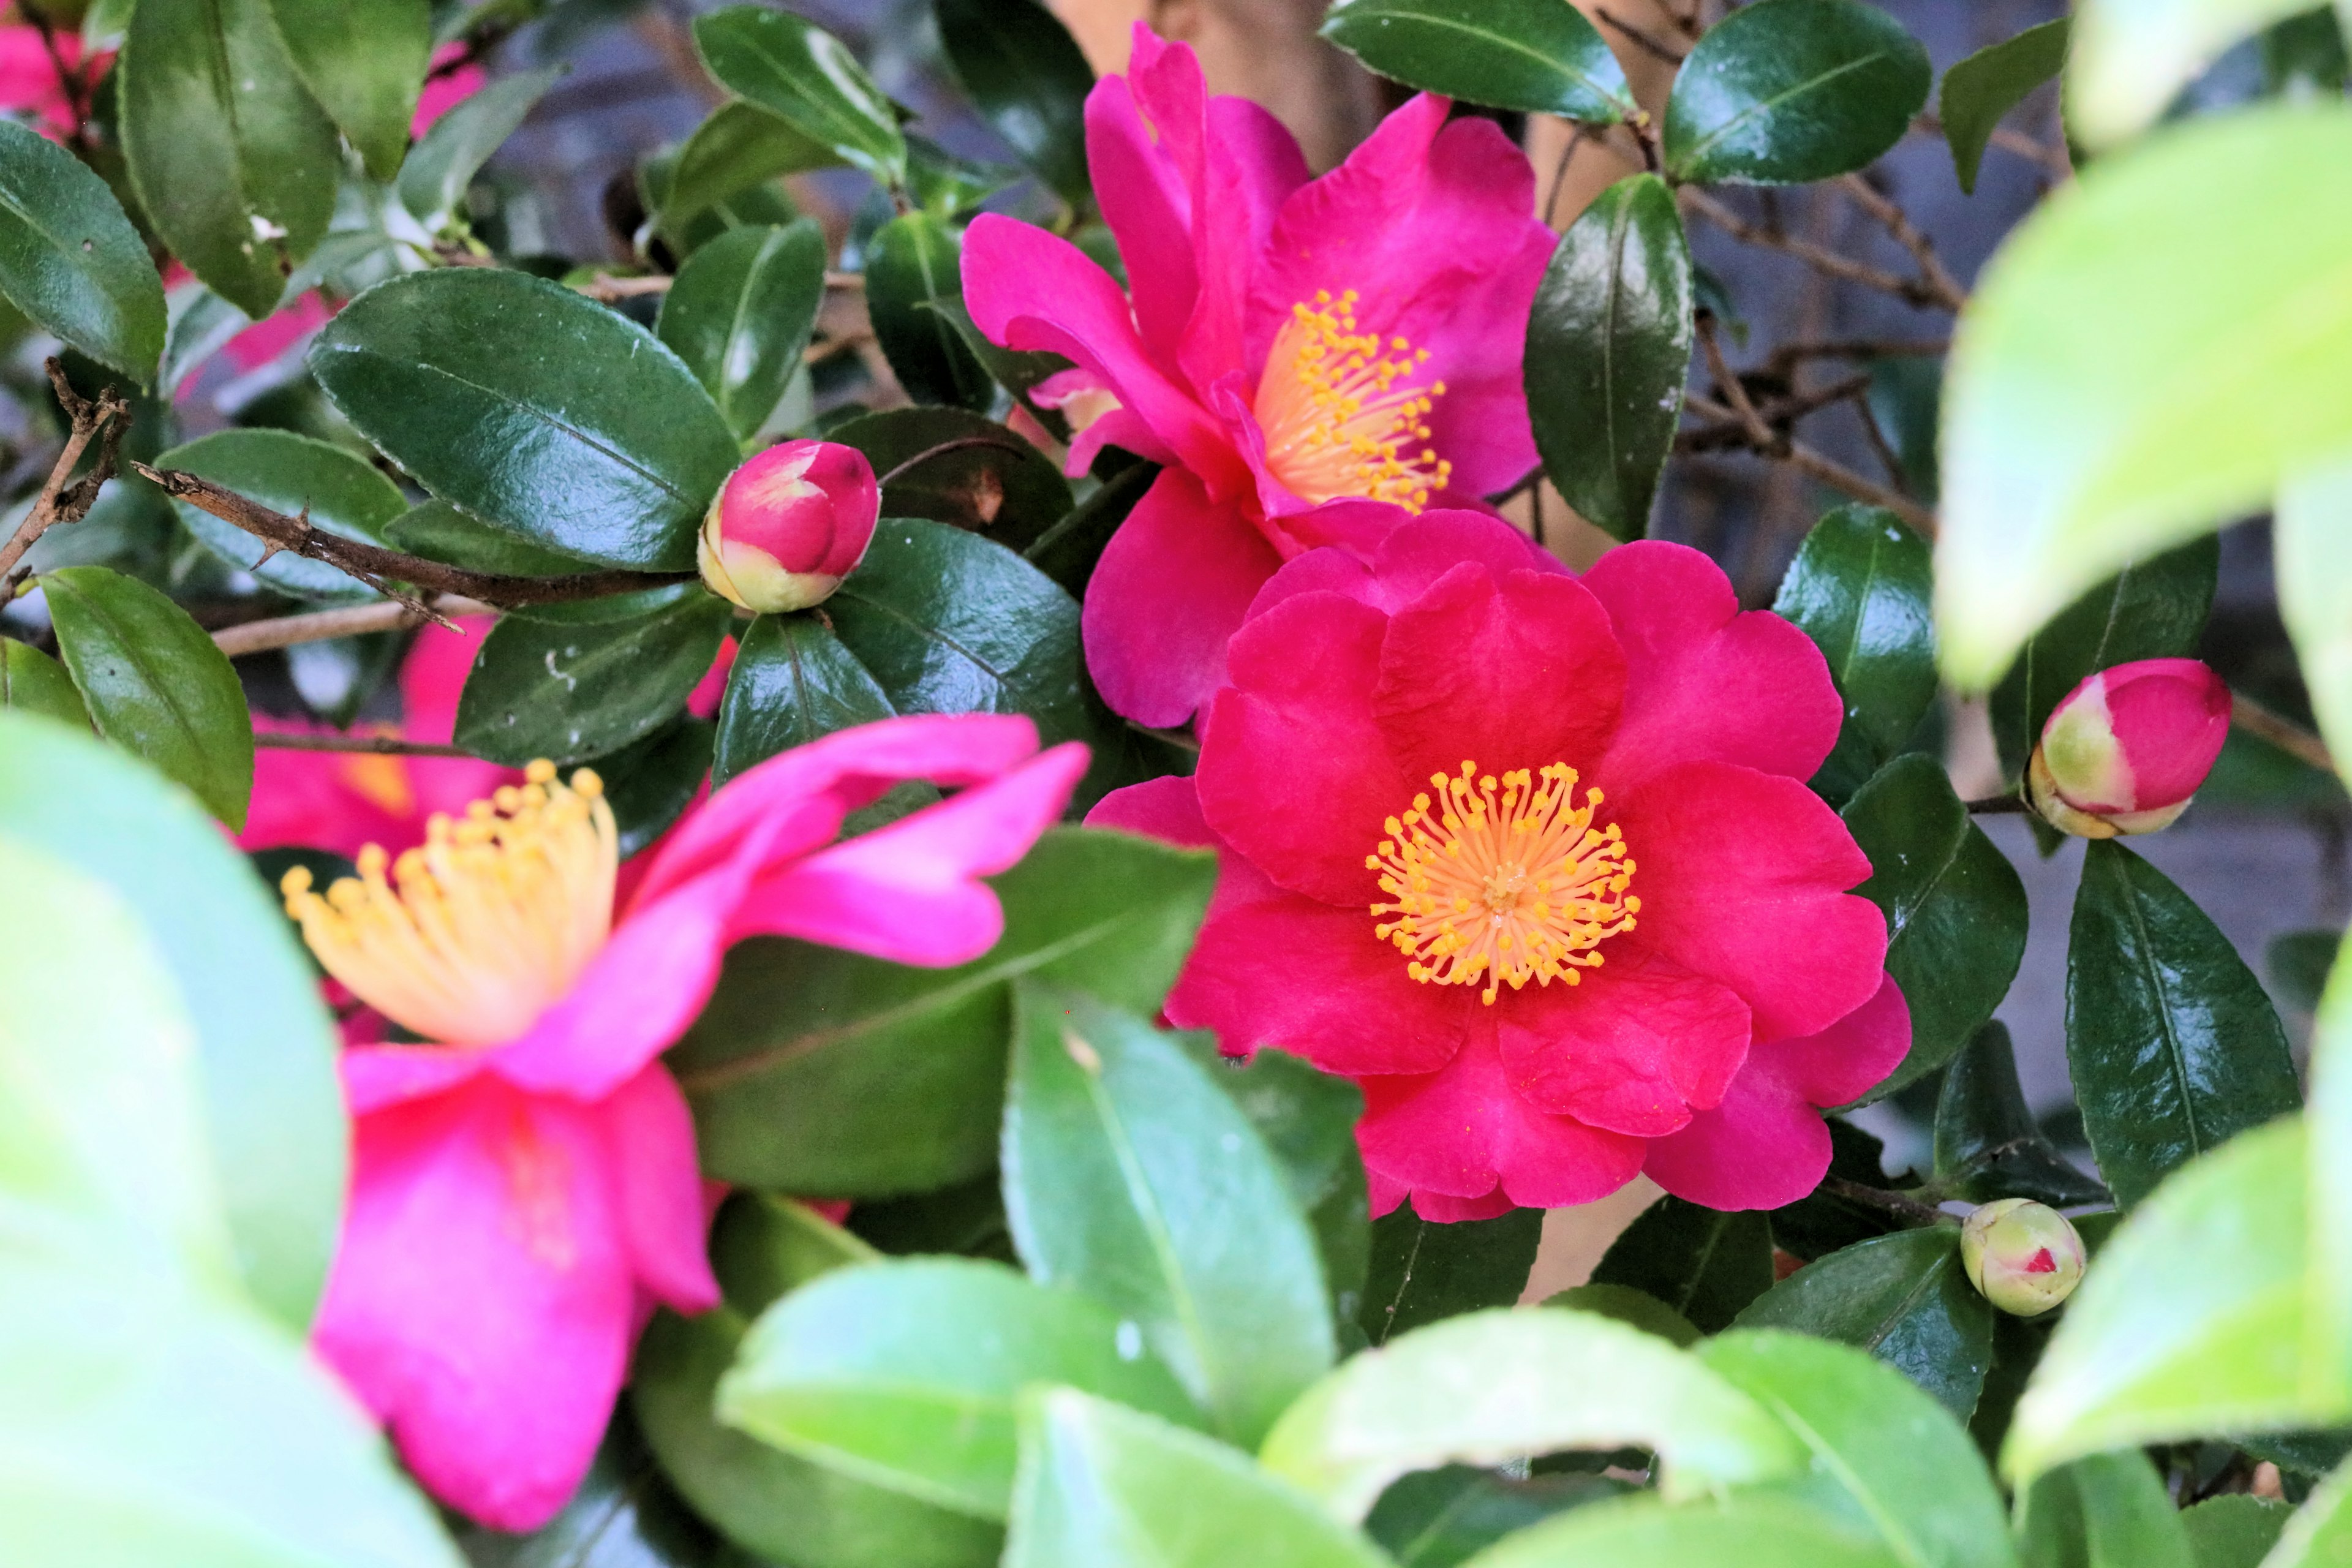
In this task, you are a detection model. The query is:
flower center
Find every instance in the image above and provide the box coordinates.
[1254,289,1451,513]
[1367,761,1639,1006]
[281,760,617,1047]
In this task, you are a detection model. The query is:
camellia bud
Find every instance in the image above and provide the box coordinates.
[696,439,879,614]
[1960,1199,2086,1317]
[2026,658,2231,838]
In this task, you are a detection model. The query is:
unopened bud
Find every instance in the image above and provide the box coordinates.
[697,439,879,614]
[2027,658,2231,838]
[1961,1199,2086,1317]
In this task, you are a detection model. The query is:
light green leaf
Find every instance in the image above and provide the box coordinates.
[2015,1452,2195,1568]
[398,66,562,229]
[1457,1493,1904,1568]
[1733,1228,1994,1422]
[2179,1494,2290,1568]
[0,119,165,383]
[0,642,89,729]
[2276,459,2352,780]
[2069,0,2321,150]
[267,0,429,179]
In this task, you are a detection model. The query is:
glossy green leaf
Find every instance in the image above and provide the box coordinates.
[2066,840,2302,1211]
[712,612,895,788]
[1456,1493,1903,1568]
[120,0,340,318]
[2179,1495,2290,1568]
[1541,1284,1702,1349]
[1591,1194,1774,1335]
[693,6,906,184]
[311,269,741,571]
[1841,754,2028,1097]
[1003,986,1333,1446]
[1734,1228,1994,1422]
[157,428,409,601]
[596,716,715,860]
[267,0,429,178]
[2016,1452,2195,1568]
[1024,459,1156,596]
[1770,1118,1904,1264]
[657,219,825,443]
[454,592,731,766]
[831,407,1074,546]
[1010,1388,1392,1568]
[1934,1023,2109,1207]
[934,0,1094,205]
[1935,104,2352,689]
[0,641,88,729]
[1525,173,1692,541]
[1940,21,2067,195]
[1361,1204,1542,1347]
[1663,0,1931,184]
[1261,1308,1808,1522]
[398,66,562,228]
[1317,0,1632,122]
[0,119,164,383]
[2271,929,2340,1016]
[2265,1457,2352,1568]
[924,295,1074,435]
[867,212,992,411]
[1368,1468,1623,1568]
[2277,459,2352,777]
[660,102,842,236]
[674,826,1216,1193]
[718,1257,1200,1520]
[380,496,605,579]
[1773,505,1937,767]
[160,285,251,398]
[2069,0,2320,149]
[43,564,252,828]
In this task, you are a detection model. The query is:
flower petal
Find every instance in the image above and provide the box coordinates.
[1494,951,1752,1137]
[1085,774,1282,917]
[1760,971,1912,1109]
[1244,509,1558,622]
[342,1044,487,1115]
[599,1064,720,1313]
[1084,72,1196,363]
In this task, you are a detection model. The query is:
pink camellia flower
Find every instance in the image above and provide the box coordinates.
[2027,657,2231,837]
[0,24,99,139]
[278,715,1087,1528]
[962,24,1556,729]
[697,439,879,614]
[1089,512,1908,1218]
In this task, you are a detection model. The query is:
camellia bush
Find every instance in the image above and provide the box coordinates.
[6,0,2352,1563]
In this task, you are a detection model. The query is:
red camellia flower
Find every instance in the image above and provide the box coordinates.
[1090,513,1909,1216]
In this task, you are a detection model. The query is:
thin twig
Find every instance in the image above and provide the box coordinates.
[0,360,129,598]
[1838,174,1969,312]
[875,435,1031,489]
[213,597,495,658]
[1681,187,1957,312]
[1683,392,1939,534]
[1595,5,1686,62]
[1762,337,1949,377]
[255,731,473,757]
[2233,690,2335,774]
[1820,1176,1955,1228]
[1850,386,1910,492]
[1676,371,1873,453]
[1697,318,1775,448]
[573,273,673,301]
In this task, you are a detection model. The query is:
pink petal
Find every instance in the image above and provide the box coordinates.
[1758,972,1912,1109]
[1178,92,1311,394]
[1085,72,1197,363]
[2098,658,2233,810]
[1410,1185,1517,1223]
[401,617,490,743]
[1242,509,1558,622]
[341,1044,488,1115]
[1494,951,1753,1137]
[1084,774,1282,917]
[599,1065,720,1313]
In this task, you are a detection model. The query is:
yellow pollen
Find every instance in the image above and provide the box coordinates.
[1254,288,1452,513]
[1366,760,1640,1006]
[281,759,619,1047]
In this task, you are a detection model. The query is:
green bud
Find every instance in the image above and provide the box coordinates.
[1960,1199,2086,1317]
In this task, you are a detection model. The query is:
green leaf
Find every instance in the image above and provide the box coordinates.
[380,495,605,578]
[596,715,716,860]
[1525,173,1692,541]
[2067,840,2302,1211]
[712,612,895,788]
[310,269,741,571]
[1770,1118,1904,1263]
[867,211,992,411]
[2277,458,2352,777]
[454,592,732,766]
[2015,1453,2195,1568]
[160,285,251,398]
[156,428,410,601]
[2270,929,2341,1015]
[398,66,562,229]
[717,1257,1201,1520]
[1368,1468,1623,1568]
[2266,1458,2352,1568]
[1003,986,1334,1447]
[1590,1195,1774,1335]
[934,0,1095,205]
[451,1408,744,1568]
[1934,104,2352,689]
[660,102,843,237]
[1662,0,1932,184]
[0,119,165,383]
[657,219,825,443]
[1933,1023,2109,1207]
[693,6,907,185]
[1541,1284,1702,1349]
[1734,1228,1994,1423]
[1024,459,1157,597]
[43,564,252,828]
[1841,754,2029,1098]
[266,0,429,179]
[1773,505,1937,768]
[831,407,1074,546]
[1360,1204,1544,1348]
[1317,0,1632,123]
[1453,1493,1905,1568]
[120,0,340,318]
[1010,1388,1392,1568]
[2179,1495,2291,1568]
[1259,1308,1808,1522]
[1939,21,2068,196]
[1,641,88,729]
[2069,0,2322,149]
[674,826,1215,1193]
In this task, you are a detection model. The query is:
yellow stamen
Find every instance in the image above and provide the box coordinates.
[1366,760,1639,1006]
[282,760,618,1046]
[1254,288,1452,513]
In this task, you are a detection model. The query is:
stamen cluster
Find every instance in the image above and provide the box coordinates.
[1256,288,1452,512]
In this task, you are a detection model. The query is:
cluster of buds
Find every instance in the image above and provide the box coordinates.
[2027,658,2231,839]
[1961,1199,2086,1317]
[698,439,880,614]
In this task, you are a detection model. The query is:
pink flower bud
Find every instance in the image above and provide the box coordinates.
[697,440,878,614]
[1961,1199,2086,1317]
[2027,658,2231,838]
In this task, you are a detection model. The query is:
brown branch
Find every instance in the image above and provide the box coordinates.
[1698,318,1776,448]
[573,273,674,301]
[1681,187,1957,312]
[255,731,473,758]
[0,361,130,598]
[1677,371,1873,453]
[1820,1176,1954,1228]
[1595,6,1687,63]
[213,597,496,659]
[1683,391,1939,535]
[2233,690,2335,774]
[1838,174,1969,312]
[1762,337,1949,377]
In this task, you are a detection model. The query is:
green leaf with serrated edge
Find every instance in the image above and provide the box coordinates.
[1934,105,2352,690]
[1933,1023,2108,1208]
[121,0,339,318]
[1734,1228,1994,1422]
[453,593,732,767]
[1368,1467,1623,1568]
[0,641,88,729]
[380,496,605,578]
[830,407,1074,547]
[2271,930,2340,1015]
[2278,458,2352,779]
[2069,0,2321,149]
[658,220,824,443]
[1940,21,2067,196]
[1773,505,1936,766]
[713,613,895,789]
[1525,173,1692,541]
[1360,1204,1542,1347]
[398,66,562,228]
[0,119,164,382]
[157,428,409,602]
[673,826,1215,1194]
[1591,1194,1773,1335]
[934,0,1094,205]
[1318,0,1631,122]
[693,6,906,184]
[2066,840,2301,1212]
[2179,1494,2291,1568]
[1839,754,2026,1099]
[867,211,992,411]
[1455,1493,1904,1568]
[2016,1453,2195,1568]
[1260,1308,1808,1523]
[2002,1117,2335,1484]
[310,269,740,571]
[1025,460,1157,596]
[1663,0,1931,184]
[1003,987,1333,1447]
[660,102,843,236]
[266,0,428,179]
[1542,1284,1700,1349]
[43,565,252,828]
[2266,1457,2352,1568]
[717,1257,1202,1521]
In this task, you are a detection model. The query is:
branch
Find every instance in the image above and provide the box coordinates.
[2233,690,2335,774]
[1595,6,1686,63]
[1762,337,1950,378]
[1681,187,1958,312]
[1838,174,1969,312]
[1697,317,1776,450]
[1819,1176,1955,1228]
[1683,391,1939,534]
[1676,371,1874,453]
[213,596,494,658]
[255,731,473,757]
[0,360,129,597]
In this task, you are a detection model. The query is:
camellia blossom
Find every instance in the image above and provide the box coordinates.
[962,24,1556,728]
[697,439,879,614]
[2027,657,2231,838]
[1090,512,1907,1217]
[279,715,1087,1529]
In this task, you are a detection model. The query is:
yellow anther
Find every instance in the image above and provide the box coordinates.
[1253,290,1451,513]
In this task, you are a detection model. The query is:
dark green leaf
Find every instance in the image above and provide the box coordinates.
[2269,929,2340,1014]
[399,66,562,228]
[1967,1312,2051,1466]
[1366,1467,1622,1568]
[2181,1495,2291,1568]
[829,407,1072,546]
[904,133,1017,220]
[1842,753,2028,1098]
[1540,1284,1702,1348]
[1525,173,1692,541]
[121,0,341,317]
[43,564,252,828]
[160,286,252,399]
[925,296,1076,440]
[1362,1204,1543,1347]
[1773,505,1937,765]
[1735,1227,1994,1422]
[0,119,165,383]
[934,0,1095,205]
[1318,0,1633,122]
[713,612,895,788]
[1933,1023,2109,1207]
[0,640,89,728]
[2016,1453,2195,1568]
[693,6,907,184]
[1663,0,1932,184]
[659,102,843,238]
[1867,356,1942,504]
[867,211,992,411]
[2067,840,2302,1211]
[453,1408,734,1568]
[267,0,429,179]
[453,592,733,766]
[1590,1194,1774,1334]
[657,219,826,443]
[1939,20,2068,195]
[382,496,606,578]
[595,717,715,859]
[2265,10,2350,96]
[1023,459,1157,596]
[157,428,409,601]
[310,269,741,571]
[1771,1117,1904,1262]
